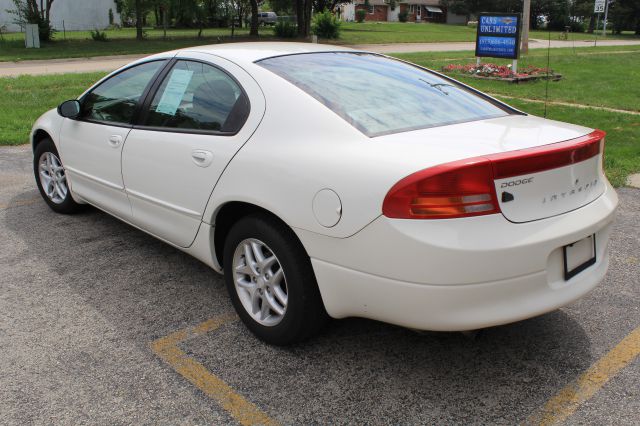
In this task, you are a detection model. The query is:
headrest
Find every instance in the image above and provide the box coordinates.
[193,79,237,109]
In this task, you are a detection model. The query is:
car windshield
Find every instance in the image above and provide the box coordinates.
[257,52,511,137]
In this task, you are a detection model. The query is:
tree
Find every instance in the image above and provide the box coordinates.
[439,0,486,22]
[608,0,640,35]
[249,0,259,36]
[135,0,143,40]
[313,0,348,13]
[7,0,55,40]
[296,0,313,37]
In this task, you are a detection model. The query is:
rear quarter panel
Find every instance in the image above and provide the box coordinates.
[204,63,595,239]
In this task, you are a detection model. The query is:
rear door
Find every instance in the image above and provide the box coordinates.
[121,54,265,247]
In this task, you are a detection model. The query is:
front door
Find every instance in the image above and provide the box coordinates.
[60,60,167,220]
[122,55,265,247]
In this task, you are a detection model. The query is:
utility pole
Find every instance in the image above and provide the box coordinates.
[521,0,530,54]
[602,0,612,37]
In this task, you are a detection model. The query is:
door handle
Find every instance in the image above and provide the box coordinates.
[108,135,123,148]
[191,149,213,167]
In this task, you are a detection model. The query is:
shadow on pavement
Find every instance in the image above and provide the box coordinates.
[3,188,594,424]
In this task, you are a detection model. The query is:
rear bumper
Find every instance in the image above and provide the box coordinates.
[296,182,618,331]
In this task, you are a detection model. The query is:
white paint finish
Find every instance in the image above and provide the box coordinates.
[311,247,608,331]
[181,42,357,64]
[30,109,63,150]
[495,156,604,223]
[312,189,342,227]
[191,149,214,167]
[207,63,596,238]
[295,182,617,285]
[122,52,266,248]
[59,119,132,219]
[31,43,620,333]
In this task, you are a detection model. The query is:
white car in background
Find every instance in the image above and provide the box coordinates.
[257,11,278,25]
[31,43,617,345]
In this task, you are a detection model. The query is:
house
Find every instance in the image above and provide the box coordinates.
[0,0,121,33]
[340,0,467,24]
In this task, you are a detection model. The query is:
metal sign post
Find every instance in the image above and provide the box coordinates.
[602,0,612,37]
[594,0,605,40]
[594,0,605,45]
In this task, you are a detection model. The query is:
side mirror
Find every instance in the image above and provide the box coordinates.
[57,100,81,118]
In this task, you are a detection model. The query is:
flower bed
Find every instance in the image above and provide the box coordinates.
[441,63,562,83]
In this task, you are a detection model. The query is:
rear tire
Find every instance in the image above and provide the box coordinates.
[223,213,328,345]
[34,138,83,214]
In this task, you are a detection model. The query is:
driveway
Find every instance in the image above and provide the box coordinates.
[1,145,639,424]
[1,39,639,77]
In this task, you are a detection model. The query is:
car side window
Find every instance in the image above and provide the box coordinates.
[144,60,250,133]
[81,60,165,125]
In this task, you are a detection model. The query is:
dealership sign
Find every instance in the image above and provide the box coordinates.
[475,13,522,60]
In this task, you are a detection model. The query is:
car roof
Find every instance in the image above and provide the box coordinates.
[177,42,359,64]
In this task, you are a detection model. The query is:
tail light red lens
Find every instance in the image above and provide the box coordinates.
[382,158,499,219]
[382,129,605,220]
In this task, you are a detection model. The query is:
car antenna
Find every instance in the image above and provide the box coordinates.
[544,29,551,119]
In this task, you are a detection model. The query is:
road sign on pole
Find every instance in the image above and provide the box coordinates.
[594,0,605,13]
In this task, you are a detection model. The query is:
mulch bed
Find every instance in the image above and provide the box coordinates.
[441,63,563,83]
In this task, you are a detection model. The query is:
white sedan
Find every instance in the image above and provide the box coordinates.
[31,42,618,345]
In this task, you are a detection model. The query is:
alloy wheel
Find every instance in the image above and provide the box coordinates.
[38,152,68,204]
[232,238,288,326]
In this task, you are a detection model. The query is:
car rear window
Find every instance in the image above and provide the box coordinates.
[257,52,511,137]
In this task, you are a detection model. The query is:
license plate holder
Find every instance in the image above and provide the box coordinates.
[563,234,596,281]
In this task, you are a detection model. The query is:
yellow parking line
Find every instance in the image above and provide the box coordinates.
[525,325,640,425]
[151,314,279,426]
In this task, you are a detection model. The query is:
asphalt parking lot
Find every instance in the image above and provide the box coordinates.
[1,144,638,425]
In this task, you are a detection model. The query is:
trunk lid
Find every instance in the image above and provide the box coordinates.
[489,131,605,223]
[374,115,606,223]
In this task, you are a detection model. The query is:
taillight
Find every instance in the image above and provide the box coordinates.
[382,129,605,220]
[382,158,499,219]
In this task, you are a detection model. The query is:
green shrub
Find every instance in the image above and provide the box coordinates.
[398,11,408,22]
[568,20,585,33]
[90,29,109,42]
[312,9,341,39]
[356,9,366,23]
[273,20,297,38]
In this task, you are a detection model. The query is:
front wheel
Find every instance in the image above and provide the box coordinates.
[223,214,328,345]
[33,138,83,214]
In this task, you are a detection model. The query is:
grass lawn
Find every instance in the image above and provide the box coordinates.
[396,45,640,112]
[0,46,638,186]
[337,22,637,45]
[0,23,637,62]
[494,99,640,187]
[0,30,272,62]
[0,72,105,145]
